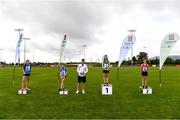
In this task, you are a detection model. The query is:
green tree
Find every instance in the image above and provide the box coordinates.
[175,59,180,64]
[137,52,148,64]
[165,57,174,64]
[150,57,159,66]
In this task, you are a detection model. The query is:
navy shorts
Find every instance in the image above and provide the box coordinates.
[60,75,67,78]
[24,74,30,77]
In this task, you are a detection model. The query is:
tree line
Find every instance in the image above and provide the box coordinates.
[1,52,180,67]
[120,52,180,66]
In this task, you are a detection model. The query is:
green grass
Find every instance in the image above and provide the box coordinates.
[0,66,180,119]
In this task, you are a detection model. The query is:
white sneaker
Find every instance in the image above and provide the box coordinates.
[82,90,85,94]
[76,90,79,94]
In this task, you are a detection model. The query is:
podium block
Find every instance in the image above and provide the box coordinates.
[59,90,68,95]
[102,84,112,95]
[139,86,152,94]
[143,87,152,94]
[18,89,27,94]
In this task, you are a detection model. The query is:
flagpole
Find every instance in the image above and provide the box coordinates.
[116,66,119,81]
[12,64,16,85]
[58,56,61,80]
[159,69,162,87]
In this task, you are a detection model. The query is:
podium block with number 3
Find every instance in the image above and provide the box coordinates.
[102,84,112,95]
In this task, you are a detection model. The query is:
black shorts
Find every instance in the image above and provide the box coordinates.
[24,74,30,77]
[142,72,148,76]
[77,76,86,83]
[103,70,109,73]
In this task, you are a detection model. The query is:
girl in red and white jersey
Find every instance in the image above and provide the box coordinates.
[140,59,149,89]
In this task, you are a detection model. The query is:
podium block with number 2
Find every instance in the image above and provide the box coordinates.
[143,87,152,94]
[102,84,112,95]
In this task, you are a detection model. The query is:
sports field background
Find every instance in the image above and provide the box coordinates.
[0,67,180,119]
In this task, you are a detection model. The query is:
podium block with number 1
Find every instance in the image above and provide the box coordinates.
[102,84,112,95]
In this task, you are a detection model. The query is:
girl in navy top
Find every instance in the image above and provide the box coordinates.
[22,60,31,91]
[59,63,67,91]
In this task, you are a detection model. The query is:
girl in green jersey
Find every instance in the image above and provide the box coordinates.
[102,55,110,85]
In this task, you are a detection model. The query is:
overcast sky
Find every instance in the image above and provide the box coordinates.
[0,0,180,63]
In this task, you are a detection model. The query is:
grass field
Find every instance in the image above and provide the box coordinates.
[0,66,180,119]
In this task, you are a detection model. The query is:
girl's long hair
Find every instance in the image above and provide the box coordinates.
[103,55,109,63]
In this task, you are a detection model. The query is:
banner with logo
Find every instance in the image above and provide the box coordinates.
[118,34,136,67]
[160,33,179,70]
[59,34,67,63]
[14,33,23,66]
